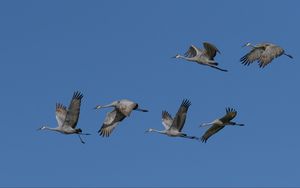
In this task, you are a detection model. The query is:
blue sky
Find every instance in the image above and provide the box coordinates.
[0,0,299,187]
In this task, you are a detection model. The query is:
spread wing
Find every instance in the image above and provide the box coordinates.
[201,124,224,143]
[258,45,284,68]
[63,91,83,128]
[203,42,220,60]
[55,103,67,128]
[240,47,264,66]
[184,45,198,58]
[98,109,126,137]
[118,99,137,117]
[161,111,173,130]
[170,99,191,132]
[219,108,237,123]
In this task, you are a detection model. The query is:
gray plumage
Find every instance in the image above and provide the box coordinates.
[146,99,199,140]
[38,91,90,144]
[95,99,148,137]
[200,108,244,143]
[173,42,228,72]
[240,42,293,68]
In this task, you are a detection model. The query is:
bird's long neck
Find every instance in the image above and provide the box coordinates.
[176,54,194,61]
[150,129,166,135]
[43,126,60,132]
[95,103,116,109]
[200,122,214,127]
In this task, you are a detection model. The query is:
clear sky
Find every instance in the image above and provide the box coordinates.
[0,0,299,187]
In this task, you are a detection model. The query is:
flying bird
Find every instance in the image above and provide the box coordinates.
[38,91,90,144]
[94,99,148,137]
[146,99,199,140]
[240,42,293,68]
[200,108,244,143]
[173,42,228,72]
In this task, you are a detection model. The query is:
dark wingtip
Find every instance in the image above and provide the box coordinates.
[201,137,207,143]
[73,91,83,100]
[226,107,236,113]
[182,99,191,108]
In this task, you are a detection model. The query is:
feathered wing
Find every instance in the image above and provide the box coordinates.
[161,111,173,130]
[170,99,191,132]
[203,42,220,60]
[117,99,137,117]
[258,45,284,68]
[55,103,67,128]
[219,108,237,123]
[201,124,225,143]
[240,47,264,66]
[63,91,83,128]
[98,109,126,137]
[184,45,198,58]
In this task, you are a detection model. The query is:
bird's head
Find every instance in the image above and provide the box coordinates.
[145,128,154,133]
[94,105,102,110]
[172,54,180,59]
[94,101,119,110]
[242,42,252,47]
[37,126,47,131]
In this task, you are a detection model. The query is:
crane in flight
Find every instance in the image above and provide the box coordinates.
[240,42,293,68]
[94,99,148,137]
[173,42,228,72]
[38,91,90,144]
[200,108,244,143]
[146,99,199,140]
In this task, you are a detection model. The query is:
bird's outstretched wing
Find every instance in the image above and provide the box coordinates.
[219,108,237,123]
[184,45,198,58]
[55,103,67,128]
[201,124,224,143]
[98,109,126,137]
[203,42,220,60]
[240,48,264,66]
[170,99,191,132]
[162,111,173,130]
[258,45,284,68]
[63,91,83,128]
[118,99,137,117]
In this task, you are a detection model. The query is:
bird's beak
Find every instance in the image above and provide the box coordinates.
[171,54,179,58]
[94,105,101,110]
[37,127,43,131]
[242,43,250,48]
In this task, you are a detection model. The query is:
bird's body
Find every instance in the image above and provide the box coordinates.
[173,42,228,72]
[38,91,89,144]
[240,42,293,68]
[200,108,244,143]
[146,99,199,140]
[95,99,148,137]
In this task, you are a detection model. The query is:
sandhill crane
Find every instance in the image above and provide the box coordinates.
[240,42,293,68]
[38,91,90,144]
[94,99,148,137]
[173,42,228,72]
[200,108,244,143]
[146,99,199,140]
